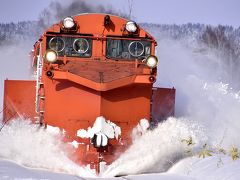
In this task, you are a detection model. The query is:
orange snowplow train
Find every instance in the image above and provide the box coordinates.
[3,14,175,173]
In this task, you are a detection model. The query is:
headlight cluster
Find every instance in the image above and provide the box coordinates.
[125,21,138,33]
[146,55,158,68]
[45,50,57,63]
[62,17,76,29]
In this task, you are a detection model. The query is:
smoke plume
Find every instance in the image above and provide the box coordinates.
[38,0,128,30]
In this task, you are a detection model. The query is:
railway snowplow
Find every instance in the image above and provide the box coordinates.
[2,14,175,173]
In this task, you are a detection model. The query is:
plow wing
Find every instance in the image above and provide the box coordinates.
[3,80,35,122]
[151,87,176,124]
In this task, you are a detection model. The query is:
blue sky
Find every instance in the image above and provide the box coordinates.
[0,0,239,27]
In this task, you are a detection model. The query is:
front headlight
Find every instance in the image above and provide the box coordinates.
[126,21,137,33]
[45,50,57,63]
[63,17,75,29]
[146,55,158,68]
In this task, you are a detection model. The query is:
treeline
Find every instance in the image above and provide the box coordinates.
[142,23,240,56]
[0,21,39,46]
[1,20,240,61]
[142,23,240,88]
[1,21,240,57]
[1,21,239,50]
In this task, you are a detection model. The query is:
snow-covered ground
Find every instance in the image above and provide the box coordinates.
[1,155,240,179]
[1,28,240,179]
[0,159,83,180]
[169,156,240,180]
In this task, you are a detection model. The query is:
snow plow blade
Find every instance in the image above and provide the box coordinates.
[3,80,36,122]
[151,87,176,124]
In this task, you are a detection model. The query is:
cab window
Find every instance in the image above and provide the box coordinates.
[106,39,151,60]
[46,36,92,58]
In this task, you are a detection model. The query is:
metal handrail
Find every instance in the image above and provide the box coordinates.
[35,42,43,124]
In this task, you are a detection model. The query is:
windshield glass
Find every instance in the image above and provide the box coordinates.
[106,39,151,60]
[46,36,92,58]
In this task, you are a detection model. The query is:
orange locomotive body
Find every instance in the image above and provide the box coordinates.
[3,14,175,173]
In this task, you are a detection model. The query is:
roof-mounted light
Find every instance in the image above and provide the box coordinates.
[146,55,158,68]
[63,17,75,29]
[126,21,138,33]
[45,50,57,63]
